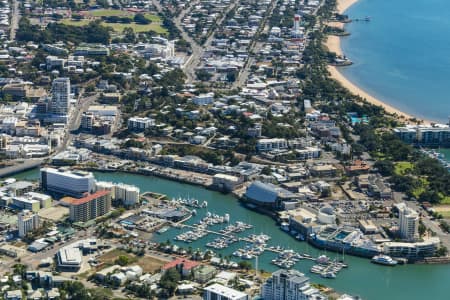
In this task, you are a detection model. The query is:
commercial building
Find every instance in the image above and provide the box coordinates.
[57,245,82,271]
[26,192,52,209]
[204,283,248,300]
[12,197,40,212]
[18,210,40,237]
[127,117,155,131]
[40,168,95,198]
[262,269,325,300]
[212,173,241,191]
[50,77,71,115]
[383,237,440,259]
[4,180,34,196]
[65,190,111,222]
[244,181,298,209]
[396,203,419,241]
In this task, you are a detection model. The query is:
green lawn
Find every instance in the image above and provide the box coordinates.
[439,195,450,204]
[394,161,414,175]
[144,13,162,22]
[60,19,167,34]
[104,22,167,34]
[86,9,162,22]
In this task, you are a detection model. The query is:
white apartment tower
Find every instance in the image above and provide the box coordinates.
[293,14,301,32]
[51,77,71,114]
[397,202,419,241]
[262,269,326,300]
[18,210,40,238]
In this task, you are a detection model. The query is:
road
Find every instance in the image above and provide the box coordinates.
[151,0,201,83]
[152,0,240,83]
[58,93,99,152]
[233,0,280,88]
[9,0,19,40]
[0,159,44,178]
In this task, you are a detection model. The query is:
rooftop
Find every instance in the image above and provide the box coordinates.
[204,283,248,299]
[62,190,110,206]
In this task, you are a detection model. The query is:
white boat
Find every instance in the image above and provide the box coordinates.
[321,272,336,279]
[280,222,290,232]
[371,255,398,266]
[316,255,330,264]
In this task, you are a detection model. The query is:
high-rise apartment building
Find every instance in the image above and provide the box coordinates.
[18,210,40,238]
[66,190,111,222]
[262,269,326,300]
[51,77,71,114]
[397,202,419,241]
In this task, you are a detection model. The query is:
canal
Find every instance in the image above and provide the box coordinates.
[12,169,450,300]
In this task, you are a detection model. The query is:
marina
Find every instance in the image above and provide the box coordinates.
[12,169,450,300]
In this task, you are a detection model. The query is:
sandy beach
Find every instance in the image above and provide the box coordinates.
[324,0,428,123]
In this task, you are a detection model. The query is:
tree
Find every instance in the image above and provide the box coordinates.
[374,160,394,176]
[12,264,27,278]
[159,268,180,296]
[238,261,252,270]
[134,13,150,25]
[115,255,131,266]
[196,70,213,81]
[261,166,272,175]
[436,246,448,257]
[122,27,136,43]
[418,221,426,237]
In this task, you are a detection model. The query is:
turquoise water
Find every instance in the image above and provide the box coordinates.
[12,169,450,299]
[438,148,450,162]
[340,0,450,123]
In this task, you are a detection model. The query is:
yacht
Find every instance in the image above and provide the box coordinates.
[371,255,398,266]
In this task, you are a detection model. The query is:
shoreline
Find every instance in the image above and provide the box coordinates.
[325,0,431,124]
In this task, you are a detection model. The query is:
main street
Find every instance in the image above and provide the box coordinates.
[152,0,241,83]
[9,0,20,40]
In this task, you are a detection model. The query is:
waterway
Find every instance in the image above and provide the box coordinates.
[340,0,450,123]
[11,168,450,299]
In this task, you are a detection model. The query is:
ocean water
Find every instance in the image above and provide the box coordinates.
[339,0,450,123]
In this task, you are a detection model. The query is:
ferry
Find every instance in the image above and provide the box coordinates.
[371,255,398,266]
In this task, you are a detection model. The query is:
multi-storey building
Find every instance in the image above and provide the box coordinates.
[18,210,40,237]
[397,203,419,241]
[127,117,155,131]
[40,168,95,198]
[95,181,140,206]
[113,183,140,206]
[257,138,288,152]
[66,190,111,222]
[262,269,326,300]
[203,283,248,300]
[50,77,71,115]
